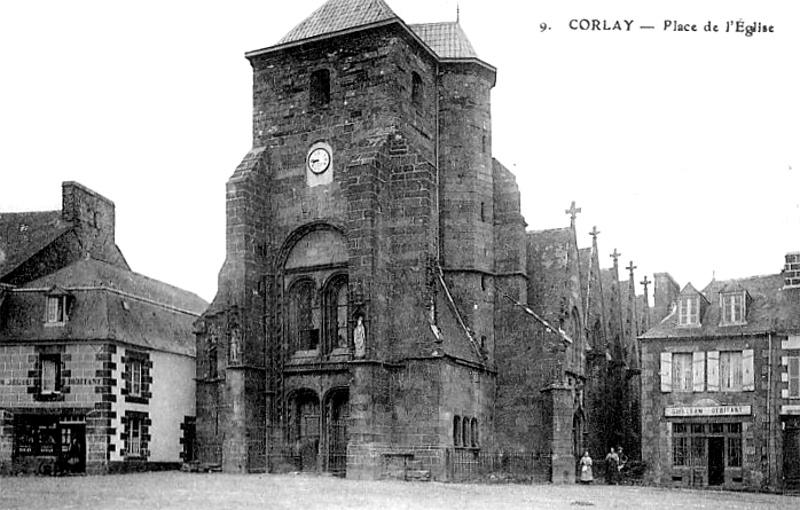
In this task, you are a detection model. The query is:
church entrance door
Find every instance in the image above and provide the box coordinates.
[325,389,349,476]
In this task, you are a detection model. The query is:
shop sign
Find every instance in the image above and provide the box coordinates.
[665,405,751,417]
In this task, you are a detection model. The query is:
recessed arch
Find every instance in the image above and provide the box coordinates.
[279,222,349,272]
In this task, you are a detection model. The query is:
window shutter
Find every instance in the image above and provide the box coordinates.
[707,351,720,392]
[742,349,755,391]
[661,352,673,392]
[789,357,800,398]
[693,352,706,392]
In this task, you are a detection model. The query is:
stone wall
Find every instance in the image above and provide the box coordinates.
[640,335,773,489]
[0,342,113,474]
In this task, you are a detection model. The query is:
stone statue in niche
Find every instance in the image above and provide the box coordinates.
[229,328,241,364]
[227,307,241,365]
[353,315,366,359]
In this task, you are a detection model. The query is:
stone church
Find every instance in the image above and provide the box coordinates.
[195,0,648,481]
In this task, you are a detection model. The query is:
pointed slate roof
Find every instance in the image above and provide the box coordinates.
[680,282,709,304]
[408,22,479,59]
[276,0,399,45]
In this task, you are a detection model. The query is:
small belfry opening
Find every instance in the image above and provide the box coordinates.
[310,69,330,106]
[411,71,423,105]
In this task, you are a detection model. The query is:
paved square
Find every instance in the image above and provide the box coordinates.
[0,473,793,510]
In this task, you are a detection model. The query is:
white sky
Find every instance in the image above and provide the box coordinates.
[1,1,798,303]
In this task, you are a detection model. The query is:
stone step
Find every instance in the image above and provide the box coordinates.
[406,460,424,471]
[405,469,431,482]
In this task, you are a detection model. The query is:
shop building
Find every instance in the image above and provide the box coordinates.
[640,258,800,492]
[0,182,207,474]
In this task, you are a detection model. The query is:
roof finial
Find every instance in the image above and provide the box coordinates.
[456,2,460,23]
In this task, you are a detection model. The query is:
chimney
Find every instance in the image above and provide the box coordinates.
[61,181,115,243]
[784,252,800,288]
[653,272,680,323]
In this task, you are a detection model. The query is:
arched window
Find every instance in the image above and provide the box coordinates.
[283,226,349,358]
[310,69,330,107]
[471,418,479,447]
[288,279,319,352]
[411,72,423,105]
[453,416,461,447]
[462,417,469,448]
[324,275,349,353]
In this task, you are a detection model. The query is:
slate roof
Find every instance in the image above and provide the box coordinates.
[408,22,479,59]
[24,258,207,315]
[276,0,399,45]
[0,211,71,279]
[266,0,485,64]
[0,258,207,356]
[641,273,800,339]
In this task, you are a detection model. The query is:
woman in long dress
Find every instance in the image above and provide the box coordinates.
[579,451,594,484]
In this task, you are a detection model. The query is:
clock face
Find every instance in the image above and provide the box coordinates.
[307,147,331,174]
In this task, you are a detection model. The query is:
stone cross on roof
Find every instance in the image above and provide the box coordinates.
[626,261,637,277]
[610,249,621,264]
[565,201,581,224]
[589,226,600,241]
[640,275,651,294]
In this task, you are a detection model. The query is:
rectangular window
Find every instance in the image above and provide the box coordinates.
[721,293,745,324]
[672,353,693,392]
[46,296,67,323]
[673,436,689,466]
[727,436,742,467]
[131,360,142,397]
[789,357,800,398]
[720,351,743,391]
[40,355,60,394]
[14,420,59,456]
[679,297,699,326]
[128,418,142,457]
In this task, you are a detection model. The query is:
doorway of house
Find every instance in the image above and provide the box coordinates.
[59,424,86,474]
[784,418,800,491]
[708,437,725,486]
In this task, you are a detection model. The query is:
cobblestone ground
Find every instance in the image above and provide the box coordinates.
[0,473,791,510]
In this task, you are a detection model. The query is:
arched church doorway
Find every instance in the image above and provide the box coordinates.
[289,390,320,471]
[324,388,349,476]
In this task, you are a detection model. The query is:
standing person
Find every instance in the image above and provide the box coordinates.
[604,447,619,484]
[579,451,594,484]
[617,447,628,471]
[66,437,82,474]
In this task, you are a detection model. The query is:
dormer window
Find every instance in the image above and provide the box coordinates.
[46,296,66,323]
[45,289,70,325]
[720,292,746,325]
[679,297,699,326]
